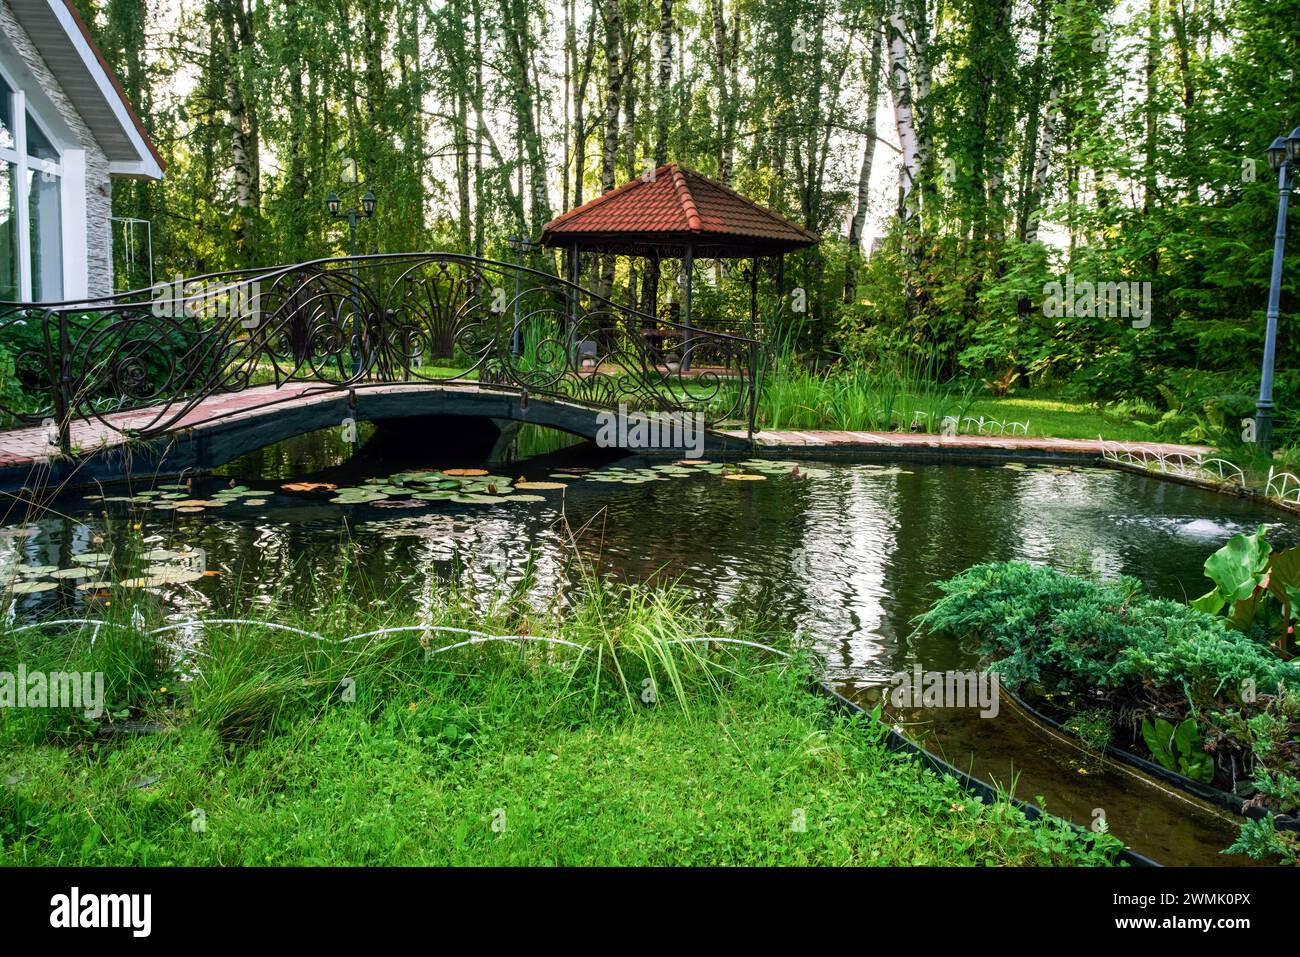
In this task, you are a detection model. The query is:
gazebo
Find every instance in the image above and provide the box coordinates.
[539,163,818,364]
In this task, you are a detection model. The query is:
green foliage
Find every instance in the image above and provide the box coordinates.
[917,561,1298,798]
[758,350,975,433]
[1062,707,1113,753]
[1140,717,1214,783]
[1193,525,1300,656]
[917,561,1294,705]
[1224,816,1298,864]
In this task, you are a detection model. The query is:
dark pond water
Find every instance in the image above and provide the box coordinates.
[3,421,1296,866]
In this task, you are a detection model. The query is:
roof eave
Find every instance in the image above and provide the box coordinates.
[10,0,165,179]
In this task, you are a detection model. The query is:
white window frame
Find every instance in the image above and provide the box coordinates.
[0,58,82,302]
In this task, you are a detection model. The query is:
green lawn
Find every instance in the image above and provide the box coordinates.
[963,392,1165,443]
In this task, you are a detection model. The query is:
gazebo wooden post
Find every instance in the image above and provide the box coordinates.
[749,257,759,334]
[682,243,694,373]
[774,253,785,349]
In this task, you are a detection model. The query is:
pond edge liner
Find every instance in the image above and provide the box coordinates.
[1001,684,1300,832]
[811,680,1160,868]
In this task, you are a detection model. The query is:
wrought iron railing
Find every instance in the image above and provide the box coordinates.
[0,253,761,453]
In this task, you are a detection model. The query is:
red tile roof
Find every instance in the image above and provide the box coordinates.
[540,164,819,258]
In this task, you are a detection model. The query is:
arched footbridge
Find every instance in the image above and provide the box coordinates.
[0,253,761,491]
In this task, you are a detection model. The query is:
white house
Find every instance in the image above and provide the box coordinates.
[0,0,162,303]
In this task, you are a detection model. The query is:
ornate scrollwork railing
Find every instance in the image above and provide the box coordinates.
[0,253,761,451]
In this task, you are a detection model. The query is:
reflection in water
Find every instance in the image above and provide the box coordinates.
[3,429,1296,865]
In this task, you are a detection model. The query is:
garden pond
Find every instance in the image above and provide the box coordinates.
[3,424,1297,866]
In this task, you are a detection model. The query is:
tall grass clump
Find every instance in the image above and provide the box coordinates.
[759,348,975,433]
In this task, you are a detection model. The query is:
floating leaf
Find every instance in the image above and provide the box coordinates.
[50,567,93,579]
[141,549,197,562]
[72,552,112,564]
[143,566,205,585]
[16,565,58,576]
[722,473,766,481]
[10,580,57,593]
[330,490,389,504]
[443,468,489,477]
[514,481,567,491]
[281,482,338,492]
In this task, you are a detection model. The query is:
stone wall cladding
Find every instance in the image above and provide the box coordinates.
[0,0,114,298]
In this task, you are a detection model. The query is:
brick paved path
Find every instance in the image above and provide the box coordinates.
[725,428,1210,459]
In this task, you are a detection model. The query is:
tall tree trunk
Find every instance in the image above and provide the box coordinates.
[707,0,737,182]
[887,8,921,223]
[598,0,623,299]
[218,0,256,259]
[845,20,883,304]
[1023,84,1060,243]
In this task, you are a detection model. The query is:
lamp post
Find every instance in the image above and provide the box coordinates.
[1256,127,1300,454]
[327,189,377,376]
[506,234,538,356]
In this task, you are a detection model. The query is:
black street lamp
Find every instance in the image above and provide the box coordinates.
[1256,126,1300,453]
[327,188,378,376]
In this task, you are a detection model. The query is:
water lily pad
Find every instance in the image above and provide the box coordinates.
[411,491,455,501]
[72,552,112,564]
[451,493,505,504]
[143,566,205,585]
[505,494,547,503]
[281,482,338,492]
[443,468,489,477]
[75,580,114,591]
[244,498,268,506]
[722,473,766,481]
[50,567,93,579]
[175,506,206,513]
[9,580,57,593]
[676,459,711,466]
[330,490,389,504]
[514,481,567,491]
[142,549,197,561]
[17,565,58,576]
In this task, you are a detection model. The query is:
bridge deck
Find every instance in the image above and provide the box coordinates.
[0,381,758,490]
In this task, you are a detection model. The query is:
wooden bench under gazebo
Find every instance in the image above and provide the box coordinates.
[539,163,818,371]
